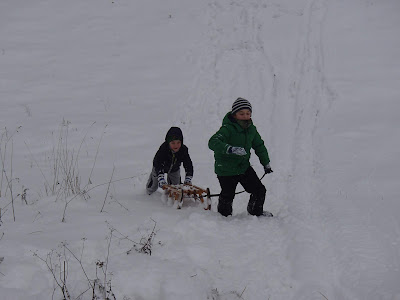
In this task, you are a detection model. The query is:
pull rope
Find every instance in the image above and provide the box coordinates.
[207,172,267,198]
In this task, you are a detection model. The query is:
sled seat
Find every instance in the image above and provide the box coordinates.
[162,184,211,210]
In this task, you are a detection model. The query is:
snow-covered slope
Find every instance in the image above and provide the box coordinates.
[1,0,399,299]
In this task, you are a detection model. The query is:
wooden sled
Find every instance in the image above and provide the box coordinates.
[162,183,211,210]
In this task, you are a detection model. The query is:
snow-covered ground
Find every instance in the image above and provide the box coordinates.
[1,0,400,299]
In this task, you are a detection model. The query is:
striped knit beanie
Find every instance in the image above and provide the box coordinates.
[231,97,252,115]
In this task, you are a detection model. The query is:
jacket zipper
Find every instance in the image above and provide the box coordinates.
[168,152,176,173]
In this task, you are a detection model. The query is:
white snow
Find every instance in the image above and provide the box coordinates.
[1,0,400,299]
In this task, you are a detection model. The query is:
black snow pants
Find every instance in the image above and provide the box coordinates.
[217,166,266,217]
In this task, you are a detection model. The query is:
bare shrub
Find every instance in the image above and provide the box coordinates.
[0,126,23,221]
[34,232,116,300]
[109,219,159,256]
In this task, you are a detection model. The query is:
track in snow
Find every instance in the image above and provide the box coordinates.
[174,0,342,298]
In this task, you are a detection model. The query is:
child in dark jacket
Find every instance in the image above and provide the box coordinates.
[208,97,273,217]
[146,127,193,195]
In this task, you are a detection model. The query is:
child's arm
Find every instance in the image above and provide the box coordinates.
[252,130,270,166]
[208,126,232,154]
[153,144,167,176]
[182,146,193,177]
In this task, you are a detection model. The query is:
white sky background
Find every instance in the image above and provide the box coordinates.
[1,0,400,299]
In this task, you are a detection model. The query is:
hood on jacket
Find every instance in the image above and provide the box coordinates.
[165,127,183,143]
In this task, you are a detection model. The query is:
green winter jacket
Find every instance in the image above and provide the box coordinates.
[208,112,270,176]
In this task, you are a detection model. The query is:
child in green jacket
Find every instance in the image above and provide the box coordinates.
[208,97,273,217]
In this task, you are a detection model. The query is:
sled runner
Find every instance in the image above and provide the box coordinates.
[162,183,212,210]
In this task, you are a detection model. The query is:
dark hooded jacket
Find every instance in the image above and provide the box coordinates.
[153,127,193,177]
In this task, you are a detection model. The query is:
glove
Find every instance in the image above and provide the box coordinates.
[227,146,247,156]
[184,176,192,185]
[264,163,273,174]
[158,174,167,188]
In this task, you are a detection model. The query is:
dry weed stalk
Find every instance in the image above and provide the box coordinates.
[34,231,116,300]
[124,219,158,256]
[25,120,103,201]
[0,127,22,221]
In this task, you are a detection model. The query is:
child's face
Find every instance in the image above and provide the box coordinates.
[233,109,252,120]
[169,140,182,152]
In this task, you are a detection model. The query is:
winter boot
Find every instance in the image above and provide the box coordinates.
[260,211,273,217]
[218,196,233,217]
[247,186,266,216]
